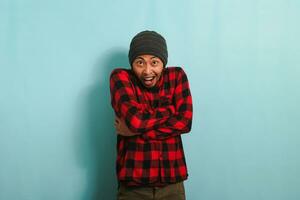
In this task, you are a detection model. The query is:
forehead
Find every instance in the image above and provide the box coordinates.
[134,54,160,60]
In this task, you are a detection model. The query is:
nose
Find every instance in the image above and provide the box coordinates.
[143,63,151,74]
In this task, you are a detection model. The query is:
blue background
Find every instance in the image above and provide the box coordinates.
[1,0,300,199]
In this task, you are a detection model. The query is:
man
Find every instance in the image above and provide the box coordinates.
[109,30,193,200]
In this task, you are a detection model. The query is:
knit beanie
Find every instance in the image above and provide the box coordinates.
[128,30,168,67]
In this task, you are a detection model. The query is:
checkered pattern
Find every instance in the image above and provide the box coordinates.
[110,67,193,186]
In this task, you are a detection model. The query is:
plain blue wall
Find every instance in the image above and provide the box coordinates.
[1,0,299,199]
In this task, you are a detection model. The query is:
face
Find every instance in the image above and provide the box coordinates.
[132,54,164,88]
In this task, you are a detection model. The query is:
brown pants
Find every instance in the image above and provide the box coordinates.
[117,181,186,200]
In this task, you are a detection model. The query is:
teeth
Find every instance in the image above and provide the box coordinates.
[144,77,154,81]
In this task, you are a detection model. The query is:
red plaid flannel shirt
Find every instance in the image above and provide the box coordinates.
[109,66,193,186]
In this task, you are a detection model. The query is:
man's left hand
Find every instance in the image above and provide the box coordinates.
[114,117,138,137]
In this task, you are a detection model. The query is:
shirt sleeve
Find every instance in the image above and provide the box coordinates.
[110,68,176,134]
[144,67,193,140]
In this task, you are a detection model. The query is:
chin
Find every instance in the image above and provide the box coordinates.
[143,84,154,88]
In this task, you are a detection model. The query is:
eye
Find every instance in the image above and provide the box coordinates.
[135,60,144,66]
[152,60,159,65]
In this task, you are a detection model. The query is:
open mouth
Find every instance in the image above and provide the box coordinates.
[142,76,156,87]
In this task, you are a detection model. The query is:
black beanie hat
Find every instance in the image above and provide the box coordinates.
[128,30,168,67]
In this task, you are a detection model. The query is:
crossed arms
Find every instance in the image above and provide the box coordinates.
[110,67,193,140]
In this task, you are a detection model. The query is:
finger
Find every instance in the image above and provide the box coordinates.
[117,131,124,136]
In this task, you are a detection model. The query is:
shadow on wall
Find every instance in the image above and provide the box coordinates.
[74,48,129,200]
